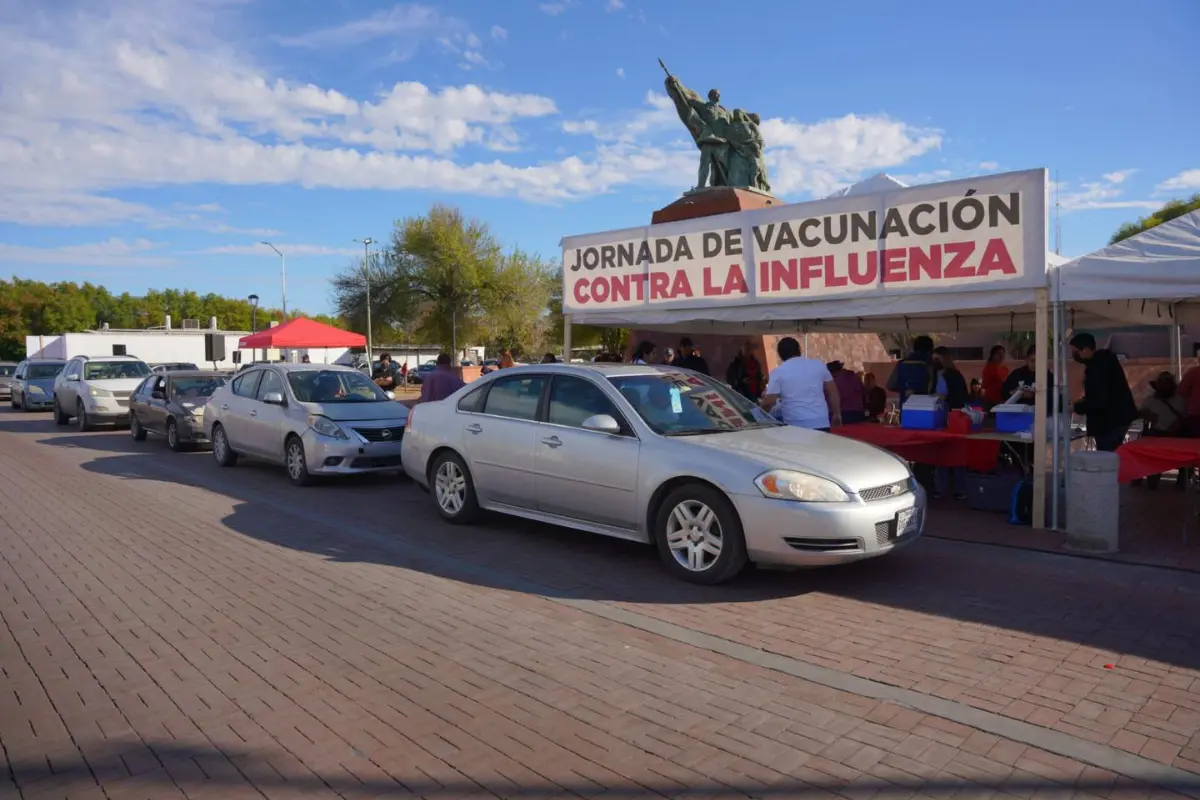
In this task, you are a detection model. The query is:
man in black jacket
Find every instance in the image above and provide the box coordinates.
[1069,332,1137,452]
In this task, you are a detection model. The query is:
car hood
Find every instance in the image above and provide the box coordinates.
[300,401,409,423]
[680,425,910,492]
[24,377,56,391]
[86,378,147,392]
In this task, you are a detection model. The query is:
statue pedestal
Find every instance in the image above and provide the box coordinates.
[651,187,780,225]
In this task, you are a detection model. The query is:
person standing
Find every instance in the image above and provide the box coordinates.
[417,353,465,403]
[498,350,515,370]
[673,338,709,374]
[828,361,866,425]
[864,373,887,420]
[1176,351,1200,437]
[932,347,970,500]
[980,345,1010,408]
[1002,344,1059,413]
[1139,371,1190,489]
[887,335,937,411]
[372,352,400,392]
[759,337,841,431]
[632,341,657,365]
[1069,332,1137,452]
[726,340,765,401]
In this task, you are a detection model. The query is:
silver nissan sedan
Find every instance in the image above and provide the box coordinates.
[402,363,925,584]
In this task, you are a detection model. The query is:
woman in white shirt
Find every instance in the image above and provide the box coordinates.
[759,337,842,431]
[632,341,657,365]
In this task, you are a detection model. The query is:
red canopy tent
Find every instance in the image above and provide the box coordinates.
[237,317,365,350]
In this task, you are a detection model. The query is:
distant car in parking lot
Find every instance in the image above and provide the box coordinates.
[9,359,65,411]
[205,363,409,486]
[402,363,924,584]
[53,355,153,430]
[0,362,16,403]
[129,370,229,450]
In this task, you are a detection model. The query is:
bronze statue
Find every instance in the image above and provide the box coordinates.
[659,59,770,193]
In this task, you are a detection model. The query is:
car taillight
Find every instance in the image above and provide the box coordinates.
[405,407,415,429]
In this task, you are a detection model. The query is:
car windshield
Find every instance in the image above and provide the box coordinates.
[171,376,227,400]
[287,369,389,403]
[27,364,63,379]
[609,371,781,435]
[84,361,151,380]
[0,365,14,377]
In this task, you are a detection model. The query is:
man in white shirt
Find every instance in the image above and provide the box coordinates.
[759,337,842,431]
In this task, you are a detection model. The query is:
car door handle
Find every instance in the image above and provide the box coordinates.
[221,404,229,410]
[249,410,257,417]
[466,423,482,434]
[541,436,562,448]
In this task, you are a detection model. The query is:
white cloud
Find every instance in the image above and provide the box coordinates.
[1157,169,1200,194]
[0,238,173,268]
[490,25,508,40]
[979,161,999,171]
[605,0,626,10]
[538,1,574,15]
[616,67,625,79]
[1055,173,1158,212]
[274,3,476,67]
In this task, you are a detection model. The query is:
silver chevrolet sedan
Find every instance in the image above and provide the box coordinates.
[402,364,925,584]
[205,363,408,486]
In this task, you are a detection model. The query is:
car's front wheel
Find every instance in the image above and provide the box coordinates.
[76,401,93,432]
[284,435,313,486]
[130,414,146,441]
[430,451,480,524]
[653,484,748,585]
[211,423,238,467]
[166,418,185,452]
[54,396,70,425]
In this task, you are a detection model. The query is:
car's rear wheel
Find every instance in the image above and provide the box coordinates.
[76,401,93,432]
[54,396,70,425]
[284,435,313,486]
[430,451,480,523]
[211,423,238,467]
[653,484,748,585]
[166,418,185,452]
[130,414,147,441]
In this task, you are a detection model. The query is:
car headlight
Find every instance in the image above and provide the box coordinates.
[87,386,112,398]
[27,385,46,395]
[754,469,850,503]
[307,414,347,440]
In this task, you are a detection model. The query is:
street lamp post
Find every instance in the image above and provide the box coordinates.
[353,238,374,371]
[248,294,259,364]
[260,241,287,361]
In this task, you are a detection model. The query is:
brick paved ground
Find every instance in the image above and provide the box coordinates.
[1,408,1198,799]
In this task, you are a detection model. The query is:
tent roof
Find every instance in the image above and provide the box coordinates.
[825,173,908,198]
[238,317,365,349]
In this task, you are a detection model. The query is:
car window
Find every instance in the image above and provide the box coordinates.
[27,363,62,379]
[83,360,151,380]
[548,376,623,430]
[232,370,263,398]
[133,377,153,398]
[0,365,14,378]
[13,364,24,379]
[173,375,227,400]
[457,385,487,413]
[256,370,285,400]
[609,371,780,435]
[287,369,388,403]
[482,375,546,421]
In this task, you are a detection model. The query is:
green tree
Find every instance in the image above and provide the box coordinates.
[1109,193,1200,245]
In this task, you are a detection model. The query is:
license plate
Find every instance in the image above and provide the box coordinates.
[896,507,921,537]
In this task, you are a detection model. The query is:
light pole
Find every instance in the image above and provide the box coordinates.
[260,241,287,321]
[353,238,374,371]
[248,294,259,364]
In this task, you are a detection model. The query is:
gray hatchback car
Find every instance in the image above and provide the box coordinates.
[129,370,229,451]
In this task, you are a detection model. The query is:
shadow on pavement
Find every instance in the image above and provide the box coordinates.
[6,741,1198,798]
[35,421,1200,670]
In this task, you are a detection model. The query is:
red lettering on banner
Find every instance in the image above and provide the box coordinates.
[881,248,907,282]
[629,273,648,299]
[943,242,975,278]
[848,252,878,285]
[909,245,942,281]
[766,259,798,292]
[591,278,610,303]
[669,269,693,299]
[649,272,670,300]
[574,280,590,305]
[977,238,1016,276]
[610,276,629,303]
[799,256,823,289]
[824,254,848,288]
[724,263,748,295]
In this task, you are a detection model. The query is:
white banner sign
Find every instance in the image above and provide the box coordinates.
[561,169,1047,314]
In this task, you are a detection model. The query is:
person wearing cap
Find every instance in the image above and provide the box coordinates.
[673,337,709,375]
[828,361,866,425]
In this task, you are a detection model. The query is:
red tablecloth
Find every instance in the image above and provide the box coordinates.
[1116,437,1200,483]
[833,424,1002,471]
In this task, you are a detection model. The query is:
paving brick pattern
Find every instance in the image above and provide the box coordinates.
[0,412,1197,798]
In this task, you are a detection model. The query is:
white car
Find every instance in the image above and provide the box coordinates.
[402,363,924,584]
[53,355,154,431]
[204,363,409,486]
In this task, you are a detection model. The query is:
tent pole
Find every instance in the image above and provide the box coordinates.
[563,314,573,363]
[1032,288,1049,530]
[1171,318,1183,380]
[1050,298,1061,531]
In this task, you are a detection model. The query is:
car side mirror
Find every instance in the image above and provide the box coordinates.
[581,414,622,435]
[386,390,396,400]
[262,391,285,406]
[65,373,79,382]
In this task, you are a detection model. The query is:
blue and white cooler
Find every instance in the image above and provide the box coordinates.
[900,395,947,430]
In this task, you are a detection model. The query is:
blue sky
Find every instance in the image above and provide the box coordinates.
[1,0,1197,316]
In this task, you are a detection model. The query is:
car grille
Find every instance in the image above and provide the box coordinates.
[353,426,404,443]
[875,520,896,547]
[859,478,913,502]
[350,455,403,468]
[783,537,862,553]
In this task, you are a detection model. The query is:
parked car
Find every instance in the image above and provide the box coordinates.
[204,363,409,486]
[9,359,65,411]
[129,370,229,451]
[53,355,153,430]
[0,362,16,402]
[402,363,924,584]
[152,362,200,373]
[480,359,501,375]
[408,361,437,385]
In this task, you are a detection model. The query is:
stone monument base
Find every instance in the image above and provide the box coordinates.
[651,187,780,225]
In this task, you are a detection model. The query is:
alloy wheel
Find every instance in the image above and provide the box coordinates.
[286,441,306,481]
[434,460,466,516]
[664,499,723,572]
